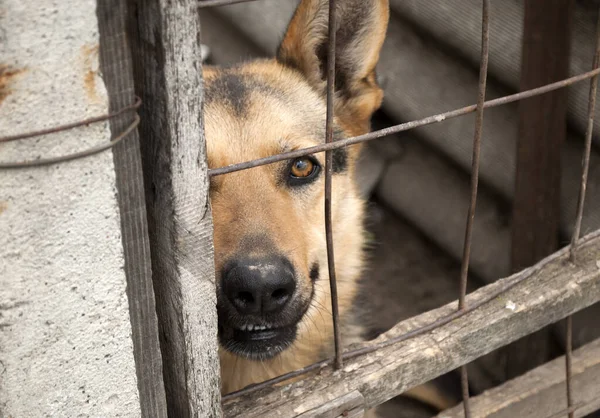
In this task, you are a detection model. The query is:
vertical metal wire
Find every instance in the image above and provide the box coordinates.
[566,7,600,418]
[324,0,343,370]
[565,315,574,418]
[570,9,600,258]
[458,1,490,416]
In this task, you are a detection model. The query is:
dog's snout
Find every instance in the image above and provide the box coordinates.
[222,256,296,315]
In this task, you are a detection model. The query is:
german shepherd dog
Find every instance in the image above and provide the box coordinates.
[203,0,450,413]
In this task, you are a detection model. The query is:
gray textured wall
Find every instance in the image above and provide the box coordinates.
[0,1,140,415]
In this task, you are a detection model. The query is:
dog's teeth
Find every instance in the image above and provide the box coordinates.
[258,325,266,330]
[240,325,247,331]
[247,324,254,331]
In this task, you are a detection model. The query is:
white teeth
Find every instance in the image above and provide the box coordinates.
[238,324,274,331]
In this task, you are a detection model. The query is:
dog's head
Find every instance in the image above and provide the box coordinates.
[205,0,389,363]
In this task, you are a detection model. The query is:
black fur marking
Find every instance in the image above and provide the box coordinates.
[309,263,320,282]
[205,71,282,117]
[205,73,249,116]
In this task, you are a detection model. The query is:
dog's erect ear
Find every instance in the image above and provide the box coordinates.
[277,0,389,132]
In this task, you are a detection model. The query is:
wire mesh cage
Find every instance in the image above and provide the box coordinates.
[1,0,599,416]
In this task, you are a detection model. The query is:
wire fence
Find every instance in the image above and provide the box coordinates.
[0,98,141,168]
[198,0,600,417]
[2,0,599,416]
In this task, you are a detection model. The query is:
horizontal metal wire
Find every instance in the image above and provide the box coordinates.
[208,67,600,177]
[198,0,265,8]
[0,96,141,143]
[0,114,140,169]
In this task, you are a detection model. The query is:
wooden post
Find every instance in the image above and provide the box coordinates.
[97,1,168,416]
[507,0,574,380]
[127,0,222,416]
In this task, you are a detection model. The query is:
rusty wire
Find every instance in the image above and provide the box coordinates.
[208,67,600,177]
[0,96,141,144]
[197,0,262,7]
[564,7,600,418]
[0,97,141,168]
[323,0,343,371]
[457,2,489,416]
[570,10,600,259]
[0,115,140,169]
[565,316,574,418]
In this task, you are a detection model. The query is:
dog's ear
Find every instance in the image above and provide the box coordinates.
[277,0,389,133]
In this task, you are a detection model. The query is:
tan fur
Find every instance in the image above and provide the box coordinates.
[206,62,365,393]
[203,0,452,413]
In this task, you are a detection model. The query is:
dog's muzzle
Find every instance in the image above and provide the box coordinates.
[217,255,310,360]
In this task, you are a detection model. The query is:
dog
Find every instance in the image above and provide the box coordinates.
[203,0,452,414]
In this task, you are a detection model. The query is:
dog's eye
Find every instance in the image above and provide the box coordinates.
[290,158,315,178]
[287,157,320,185]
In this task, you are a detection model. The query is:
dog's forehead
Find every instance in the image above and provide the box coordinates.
[203,61,327,167]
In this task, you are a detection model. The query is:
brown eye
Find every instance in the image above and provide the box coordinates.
[290,158,315,178]
[287,157,321,186]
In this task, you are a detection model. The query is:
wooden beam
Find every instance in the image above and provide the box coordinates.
[223,230,600,417]
[508,0,575,379]
[97,2,168,417]
[436,338,600,418]
[127,0,221,416]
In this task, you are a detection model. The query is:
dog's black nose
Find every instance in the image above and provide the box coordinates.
[222,256,296,315]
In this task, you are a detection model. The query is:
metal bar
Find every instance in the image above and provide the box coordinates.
[459,0,489,312]
[565,316,574,418]
[324,0,343,370]
[459,367,471,418]
[221,228,600,401]
[0,96,141,143]
[208,67,600,177]
[570,10,600,257]
[198,0,264,8]
[566,8,600,418]
[457,2,490,416]
[0,114,140,169]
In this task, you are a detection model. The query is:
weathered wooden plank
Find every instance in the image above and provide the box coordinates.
[127,0,221,416]
[97,2,168,417]
[507,0,575,380]
[97,0,167,418]
[223,230,600,417]
[296,391,365,418]
[436,338,600,418]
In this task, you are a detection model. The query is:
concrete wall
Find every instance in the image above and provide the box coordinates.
[0,1,140,416]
